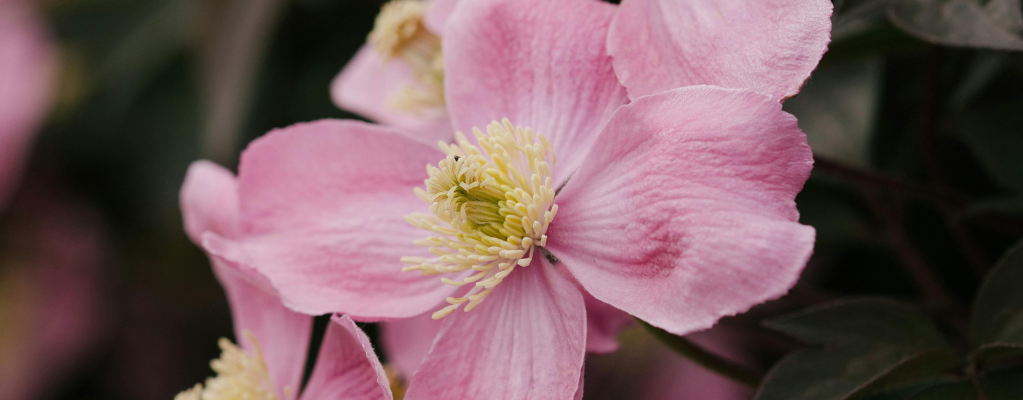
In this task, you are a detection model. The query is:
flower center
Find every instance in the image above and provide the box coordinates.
[175,331,283,400]
[403,119,558,319]
[368,0,445,114]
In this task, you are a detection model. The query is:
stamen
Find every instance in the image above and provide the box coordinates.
[404,119,558,318]
[174,331,280,400]
[368,0,445,114]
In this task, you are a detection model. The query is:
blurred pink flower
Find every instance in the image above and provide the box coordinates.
[178,162,393,400]
[0,181,110,400]
[194,0,817,397]
[330,0,458,143]
[607,0,832,102]
[0,0,55,209]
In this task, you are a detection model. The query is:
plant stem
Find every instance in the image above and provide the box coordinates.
[639,319,763,389]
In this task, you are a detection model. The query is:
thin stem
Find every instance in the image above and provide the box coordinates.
[639,319,763,389]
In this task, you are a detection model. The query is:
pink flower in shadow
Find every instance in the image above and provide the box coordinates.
[192,0,822,397]
[0,181,110,400]
[180,162,393,400]
[0,0,56,209]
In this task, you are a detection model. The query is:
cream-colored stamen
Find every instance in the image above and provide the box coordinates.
[174,331,285,400]
[369,0,445,114]
[403,119,558,319]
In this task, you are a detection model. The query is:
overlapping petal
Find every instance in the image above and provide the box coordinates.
[443,0,628,181]
[404,262,586,400]
[546,86,816,336]
[607,0,832,101]
[0,0,54,209]
[381,311,442,379]
[224,120,454,319]
[180,160,312,397]
[301,315,393,400]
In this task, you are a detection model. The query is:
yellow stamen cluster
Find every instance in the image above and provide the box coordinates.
[403,119,558,319]
[174,331,283,400]
[369,0,445,114]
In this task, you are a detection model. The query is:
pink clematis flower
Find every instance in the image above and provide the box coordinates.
[178,162,393,400]
[607,0,833,102]
[330,0,459,143]
[198,0,820,397]
[0,0,56,209]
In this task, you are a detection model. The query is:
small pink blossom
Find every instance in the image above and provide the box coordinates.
[330,0,459,143]
[179,162,393,400]
[0,0,56,209]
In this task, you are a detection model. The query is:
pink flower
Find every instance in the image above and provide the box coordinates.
[0,0,55,209]
[607,0,833,102]
[0,180,110,400]
[198,0,820,397]
[178,162,393,400]
[330,0,459,143]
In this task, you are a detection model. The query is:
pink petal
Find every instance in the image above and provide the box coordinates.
[422,0,459,33]
[300,315,392,400]
[546,86,816,335]
[179,161,240,243]
[213,258,312,399]
[0,0,54,209]
[330,46,453,144]
[443,0,628,181]
[380,311,442,379]
[404,262,586,400]
[607,0,832,101]
[233,120,454,319]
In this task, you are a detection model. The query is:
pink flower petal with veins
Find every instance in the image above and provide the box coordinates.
[607,0,832,101]
[546,86,815,335]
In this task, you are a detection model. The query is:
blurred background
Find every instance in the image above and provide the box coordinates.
[1,0,1022,399]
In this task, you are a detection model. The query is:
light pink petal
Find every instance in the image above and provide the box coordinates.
[212,259,312,399]
[380,312,442,379]
[443,0,628,181]
[330,46,452,144]
[233,120,453,319]
[0,0,54,209]
[300,315,392,400]
[546,86,816,335]
[179,160,240,243]
[607,0,832,101]
[422,0,459,33]
[642,332,751,400]
[404,262,586,400]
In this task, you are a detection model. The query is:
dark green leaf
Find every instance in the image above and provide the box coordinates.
[908,382,977,399]
[765,298,950,349]
[757,299,958,400]
[888,0,1023,50]
[972,240,1023,349]
[949,100,1023,192]
[756,344,953,400]
[979,366,1023,399]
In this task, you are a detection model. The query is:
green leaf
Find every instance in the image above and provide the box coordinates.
[908,382,977,399]
[979,366,1023,399]
[972,240,1023,349]
[756,299,959,400]
[888,0,1023,50]
[949,100,1023,192]
[756,345,955,400]
[765,298,950,349]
